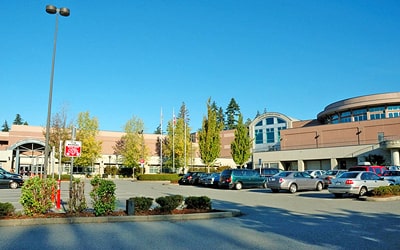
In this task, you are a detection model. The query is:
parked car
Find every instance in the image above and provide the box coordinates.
[178,171,204,185]
[304,170,326,178]
[260,168,282,180]
[219,169,267,190]
[0,173,24,189]
[189,172,207,185]
[204,173,220,187]
[388,166,400,171]
[382,170,400,185]
[328,171,391,198]
[321,170,348,188]
[348,165,388,176]
[0,167,22,179]
[267,171,324,193]
[198,173,212,186]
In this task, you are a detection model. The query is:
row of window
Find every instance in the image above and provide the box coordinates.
[328,105,400,124]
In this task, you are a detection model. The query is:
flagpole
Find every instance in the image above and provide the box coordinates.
[172,108,175,173]
[160,107,163,173]
[184,106,187,172]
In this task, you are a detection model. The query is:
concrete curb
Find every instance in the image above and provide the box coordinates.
[0,209,242,227]
[358,195,400,202]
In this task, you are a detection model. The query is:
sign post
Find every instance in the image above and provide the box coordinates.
[65,127,81,200]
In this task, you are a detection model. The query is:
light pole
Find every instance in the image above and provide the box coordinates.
[43,5,70,178]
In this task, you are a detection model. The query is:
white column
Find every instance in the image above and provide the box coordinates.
[330,158,338,170]
[297,160,305,171]
[391,149,400,166]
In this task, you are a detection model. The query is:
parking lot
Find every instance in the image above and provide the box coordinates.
[1,179,400,250]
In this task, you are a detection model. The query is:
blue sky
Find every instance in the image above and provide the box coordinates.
[2,0,399,133]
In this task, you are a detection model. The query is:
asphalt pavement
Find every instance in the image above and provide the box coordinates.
[1,179,400,250]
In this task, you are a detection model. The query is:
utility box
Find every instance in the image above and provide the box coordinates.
[126,199,135,215]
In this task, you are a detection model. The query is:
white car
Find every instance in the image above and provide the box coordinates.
[328,171,391,198]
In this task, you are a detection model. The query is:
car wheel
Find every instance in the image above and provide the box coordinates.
[262,182,267,188]
[333,193,343,198]
[289,184,297,193]
[359,187,368,197]
[10,181,18,189]
[235,182,243,190]
[316,182,323,191]
[271,189,279,193]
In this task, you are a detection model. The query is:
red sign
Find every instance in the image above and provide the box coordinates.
[139,159,145,164]
[65,140,82,157]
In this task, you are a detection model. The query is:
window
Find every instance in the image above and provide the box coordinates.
[340,111,351,123]
[255,129,263,144]
[369,106,385,120]
[255,120,262,126]
[266,118,274,125]
[353,109,367,122]
[331,114,339,124]
[378,132,384,142]
[266,128,274,143]
[388,105,400,118]
[277,118,286,124]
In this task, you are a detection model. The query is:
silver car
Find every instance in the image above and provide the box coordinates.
[267,171,324,193]
[328,171,391,198]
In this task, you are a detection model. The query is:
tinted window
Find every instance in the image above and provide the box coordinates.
[340,172,359,178]
[277,172,291,177]
[349,167,367,171]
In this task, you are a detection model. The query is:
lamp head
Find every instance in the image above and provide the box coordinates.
[45,5,57,14]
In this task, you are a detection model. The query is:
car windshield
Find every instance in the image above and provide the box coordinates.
[325,170,338,175]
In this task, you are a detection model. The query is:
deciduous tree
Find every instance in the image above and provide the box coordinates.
[231,114,252,168]
[198,98,222,172]
[74,112,102,172]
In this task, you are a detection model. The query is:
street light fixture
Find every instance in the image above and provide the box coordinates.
[43,5,70,178]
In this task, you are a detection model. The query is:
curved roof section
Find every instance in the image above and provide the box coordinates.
[317,92,400,120]
[250,112,298,128]
[9,139,45,151]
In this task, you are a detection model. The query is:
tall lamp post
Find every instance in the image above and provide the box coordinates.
[43,5,70,178]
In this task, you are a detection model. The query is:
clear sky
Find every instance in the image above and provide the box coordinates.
[2,0,399,133]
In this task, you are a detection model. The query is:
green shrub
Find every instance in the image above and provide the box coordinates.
[0,202,15,216]
[185,196,212,210]
[155,195,184,213]
[20,177,57,216]
[372,185,400,196]
[69,179,87,213]
[90,176,116,216]
[129,197,153,213]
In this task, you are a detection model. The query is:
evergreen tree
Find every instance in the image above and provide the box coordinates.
[198,98,222,172]
[225,98,240,130]
[2,120,9,132]
[231,114,252,168]
[13,114,24,125]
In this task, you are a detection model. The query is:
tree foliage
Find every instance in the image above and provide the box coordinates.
[114,116,145,169]
[225,98,240,130]
[13,114,28,125]
[231,114,252,168]
[48,107,72,164]
[74,112,102,169]
[162,103,192,171]
[198,98,222,171]
[1,120,9,132]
